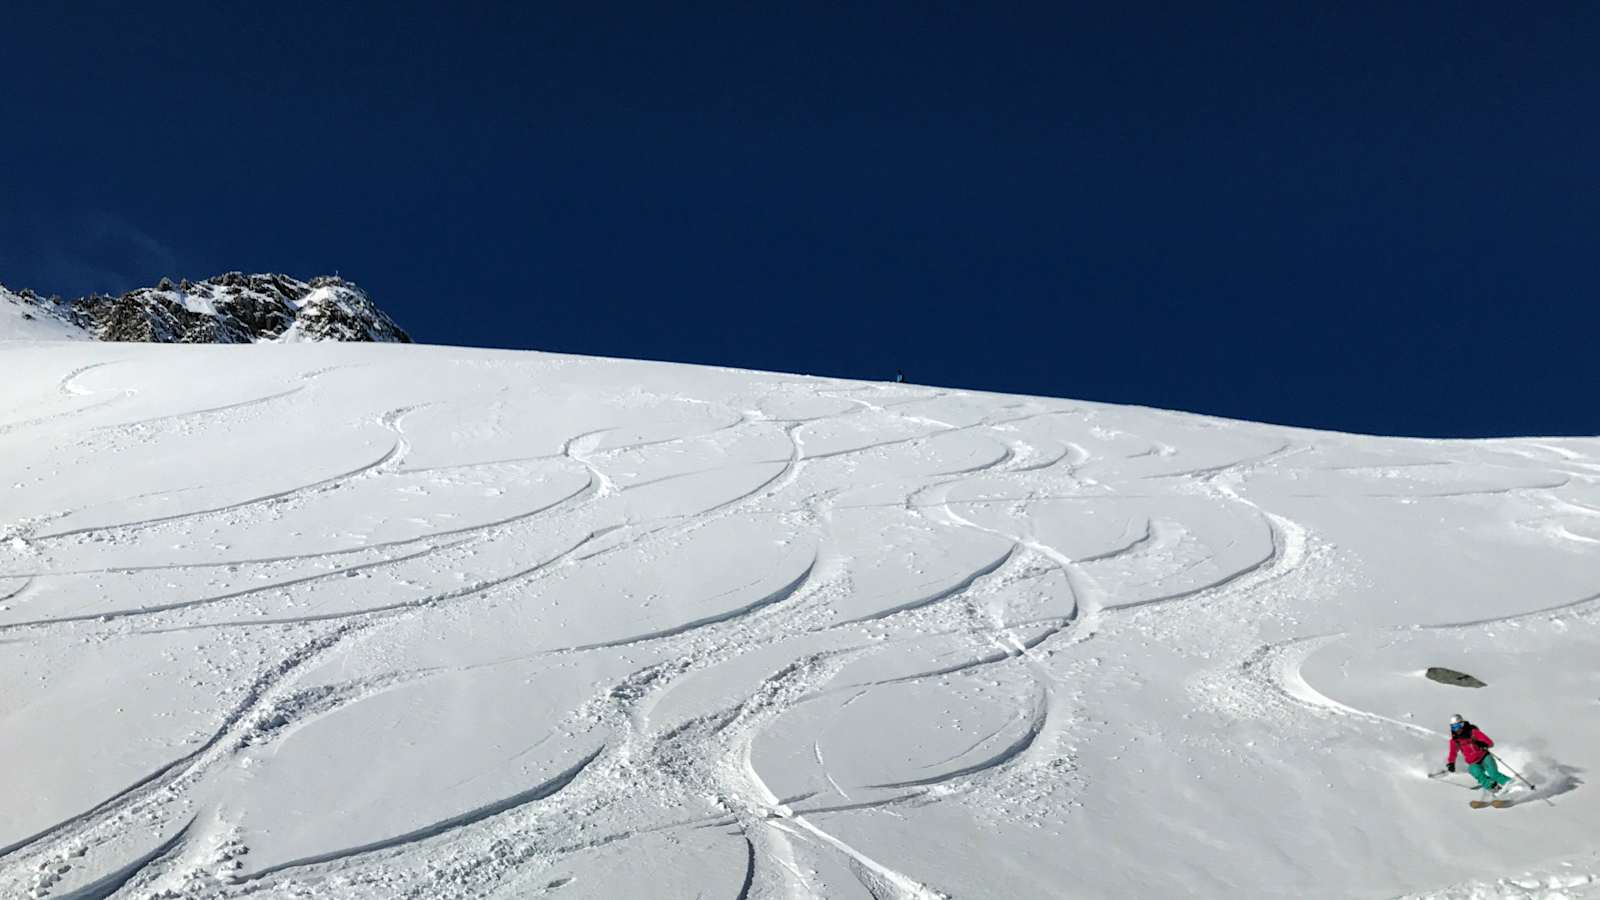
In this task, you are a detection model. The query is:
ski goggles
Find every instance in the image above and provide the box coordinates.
[1450,722,1466,732]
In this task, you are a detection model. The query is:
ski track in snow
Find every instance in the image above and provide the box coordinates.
[0,345,1596,899]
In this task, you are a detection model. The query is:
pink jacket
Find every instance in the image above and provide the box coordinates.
[1447,727,1494,766]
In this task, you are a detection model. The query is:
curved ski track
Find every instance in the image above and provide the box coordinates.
[3,362,1592,900]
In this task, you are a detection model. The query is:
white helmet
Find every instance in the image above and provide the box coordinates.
[1450,714,1463,725]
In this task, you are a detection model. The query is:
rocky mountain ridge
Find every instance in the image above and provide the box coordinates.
[1,272,410,343]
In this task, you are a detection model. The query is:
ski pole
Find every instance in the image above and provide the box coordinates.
[1489,752,1535,790]
[1426,772,1476,791]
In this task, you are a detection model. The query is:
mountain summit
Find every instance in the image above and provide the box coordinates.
[1,272,410,343]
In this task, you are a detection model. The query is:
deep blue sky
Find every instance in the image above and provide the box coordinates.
[3,4,1596,437]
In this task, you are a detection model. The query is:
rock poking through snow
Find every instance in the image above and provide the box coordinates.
[1425,667,1487,688]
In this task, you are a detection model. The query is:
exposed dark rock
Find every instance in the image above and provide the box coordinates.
[3,273,410,344]
[1425,667,1486,688]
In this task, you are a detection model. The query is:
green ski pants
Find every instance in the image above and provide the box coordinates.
[1468,755,1512,790]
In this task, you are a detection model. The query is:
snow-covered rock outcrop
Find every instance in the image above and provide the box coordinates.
[1,285,88,341]
[0,273,409,343]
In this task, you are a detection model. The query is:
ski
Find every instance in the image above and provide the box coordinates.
[1469,786,1517,808]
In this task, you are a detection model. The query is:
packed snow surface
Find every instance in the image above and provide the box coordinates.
[1,342,1597,899]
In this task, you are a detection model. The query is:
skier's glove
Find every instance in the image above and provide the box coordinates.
[1445,762,1455,773]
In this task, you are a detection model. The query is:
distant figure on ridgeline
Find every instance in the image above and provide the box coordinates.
[894,369,905,383]
[1445,714,1512,793]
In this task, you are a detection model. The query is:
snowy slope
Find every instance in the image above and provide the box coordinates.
[1,286,88,341]
[0,342,1597,900]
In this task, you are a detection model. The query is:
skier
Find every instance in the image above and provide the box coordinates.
[1445,714,1512,793]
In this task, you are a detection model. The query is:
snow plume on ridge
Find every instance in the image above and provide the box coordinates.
[0,272,409,343]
